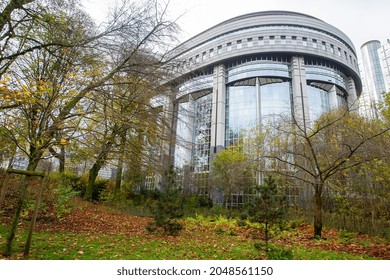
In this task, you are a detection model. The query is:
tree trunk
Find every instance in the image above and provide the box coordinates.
[0,148,16,211]
[85,163,100,201]
[59,145,65,173]
[0,173,10,212]
[2,154,41,257]
[265,222,269,249]
[227,189,232,218]
[49,146,65,173]
[2,175,29,257]
[24,176,47,258]
[114,130,126,193]
[313,183,323,238]
[84,141,114,201]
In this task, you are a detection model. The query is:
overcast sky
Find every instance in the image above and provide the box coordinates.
[82,0,389,54]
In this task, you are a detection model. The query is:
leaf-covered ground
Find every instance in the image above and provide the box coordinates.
[1,199,389,259]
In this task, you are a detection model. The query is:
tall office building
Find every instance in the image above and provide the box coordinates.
[360,39,390,118]
[165,11,362,177]
[152,11,363,200]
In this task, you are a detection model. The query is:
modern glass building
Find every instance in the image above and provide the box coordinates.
[360,39,390,118]
[164,11,362,184]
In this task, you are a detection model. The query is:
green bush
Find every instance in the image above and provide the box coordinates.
[266,243,294,260]
[133,189,161,205]
[92,178,110,201]
[339,230,357,244]
[148,185,184,235]
[53,185,80,220]
[147,168,184,235]
[183,194,213,215]
[245,176,288,246]
[49,171,109,203]
[50,171,86,196]
[214,227,225,235]
[254,242,293,260]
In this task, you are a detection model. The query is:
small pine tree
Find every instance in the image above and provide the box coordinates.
[246,175,288,248]
[147,166,184,235]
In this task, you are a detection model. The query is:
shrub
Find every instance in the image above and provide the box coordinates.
[50,171,86,196]
[53,185,80,220]
[254,242,293,260]
[265,244,294,260]
[183,194,213,215]
[214,227,225,235]
[148,186,184,235]
[245,176,288,248]
[92,178,110,201]
[147,167,184,235]
[339,230,357,244]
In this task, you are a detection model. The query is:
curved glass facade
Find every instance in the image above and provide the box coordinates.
[227,60,290,83]
[307,85,330,121]
[193,93,212,172]
[177,74,213,99]
[225,84,257,147]
[261,81,292,117]
[174,58,354,170]
[169,11,361,177]
[225,76,292,147]
[174,91,213,172]
[305,65,348,91]
[174,101,193,168]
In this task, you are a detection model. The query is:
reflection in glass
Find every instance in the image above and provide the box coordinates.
[307,85,330,121]
[174,102,193,168]
[225,79,292,147]
[193,94,212,172]
[226,84,257,147]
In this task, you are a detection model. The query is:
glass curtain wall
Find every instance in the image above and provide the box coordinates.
[307,86,330,121]
[174,93,213,171]
[225,82,257,147]
[305,63,349,120]
[174,101,193,168]
[193,93,212,172]
[225,79,292,147]
[175,60,349,170]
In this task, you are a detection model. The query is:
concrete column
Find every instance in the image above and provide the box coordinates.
[291,56,310,129]
[162,92,176,165]
[329,85,338,109]
[256,77,261,123]
[210,64,226,158]
[347,77,359,112]
[188,94,196,155]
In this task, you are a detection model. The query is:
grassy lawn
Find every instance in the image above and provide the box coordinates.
[0,216,382,260]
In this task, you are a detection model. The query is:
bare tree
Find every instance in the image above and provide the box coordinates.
[250,109,390,238]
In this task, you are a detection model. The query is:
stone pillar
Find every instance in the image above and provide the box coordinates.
[162,91,177,167]
[347,77,359,112]
[210,64,226,159]
[329,85,338,109]
[256,77,261,123]
[291,56,310,129]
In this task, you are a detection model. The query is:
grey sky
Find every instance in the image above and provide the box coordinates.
[82,0,389,54]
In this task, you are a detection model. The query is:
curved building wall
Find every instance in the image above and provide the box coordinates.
[359,40,390,118]
[169,11,362,172]
[171,11,361,87]
[361,41,386,101]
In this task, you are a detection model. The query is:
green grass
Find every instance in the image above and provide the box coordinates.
[0,220,381,260]
[291,246,377,260]
[0,224,257,260]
